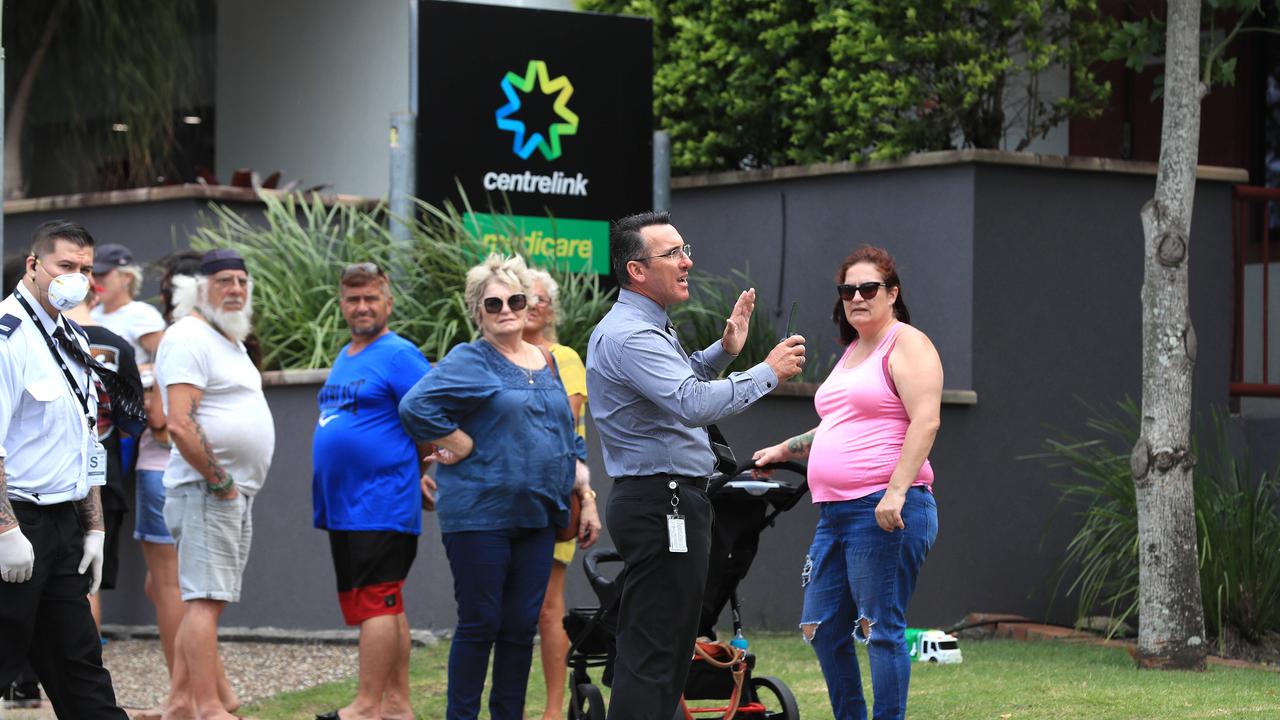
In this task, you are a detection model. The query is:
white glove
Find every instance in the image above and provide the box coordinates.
[0,525,35,583]
[79,529,105,595]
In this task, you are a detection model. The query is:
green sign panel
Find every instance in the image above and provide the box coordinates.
[465,213,610,275]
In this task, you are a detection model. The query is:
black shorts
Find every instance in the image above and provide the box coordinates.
[328,530,418,625]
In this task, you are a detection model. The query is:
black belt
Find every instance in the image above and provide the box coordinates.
[614,473,710,492]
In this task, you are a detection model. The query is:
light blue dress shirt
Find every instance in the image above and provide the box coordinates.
[586,288,778,479]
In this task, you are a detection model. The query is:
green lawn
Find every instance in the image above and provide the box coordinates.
[244,635,1280,719]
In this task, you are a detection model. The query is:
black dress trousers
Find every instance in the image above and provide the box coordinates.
[0,501,127,719]
[605,477,713,720]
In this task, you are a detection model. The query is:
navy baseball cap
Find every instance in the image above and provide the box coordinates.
[93,243,133,274]
[200,249,248,275]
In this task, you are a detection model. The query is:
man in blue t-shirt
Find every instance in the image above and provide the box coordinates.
[312,263,433,720]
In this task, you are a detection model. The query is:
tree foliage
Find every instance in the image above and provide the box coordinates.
[1102,0,1277,97]
[582,0,1115,173]
[3,0,203,196]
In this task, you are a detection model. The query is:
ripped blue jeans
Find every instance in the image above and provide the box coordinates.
[799,488,937,720]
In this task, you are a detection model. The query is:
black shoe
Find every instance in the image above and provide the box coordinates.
[1,681,43,708]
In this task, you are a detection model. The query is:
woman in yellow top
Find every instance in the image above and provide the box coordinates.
[523,268,602,720]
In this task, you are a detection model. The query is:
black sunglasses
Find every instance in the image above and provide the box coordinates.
[836,282,890,301]
[483,293,528,313]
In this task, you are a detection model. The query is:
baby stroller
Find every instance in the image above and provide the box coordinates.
[563,459,810,720]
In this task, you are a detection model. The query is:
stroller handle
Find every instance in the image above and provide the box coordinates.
[582,547,625,605]
[706,459,808,497]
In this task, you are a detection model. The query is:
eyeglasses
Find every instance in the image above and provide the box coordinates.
[837,282,890,301]
[483,293,528,313]
[341,262,387,281]
[636,244,692,262]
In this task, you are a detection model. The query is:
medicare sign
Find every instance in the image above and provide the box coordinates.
[418,1,653,274]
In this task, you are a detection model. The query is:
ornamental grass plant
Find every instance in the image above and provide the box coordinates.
[1044,401,1280,654]
[191,192,809,378]
[190,193,612,368]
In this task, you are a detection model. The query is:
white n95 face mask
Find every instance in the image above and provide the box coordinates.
[47,270,90,311]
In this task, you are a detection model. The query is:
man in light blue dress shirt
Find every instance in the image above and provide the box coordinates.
[586,211,806,720]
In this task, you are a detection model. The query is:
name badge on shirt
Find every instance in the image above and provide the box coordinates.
[87,438,108,487]
[667,514,688,553]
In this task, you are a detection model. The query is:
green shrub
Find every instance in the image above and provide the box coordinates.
[1044,401,1280,650]
[582,0,1113,173]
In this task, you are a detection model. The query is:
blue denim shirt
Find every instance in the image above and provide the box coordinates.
[398,339,586,534]
[585,289,778,479]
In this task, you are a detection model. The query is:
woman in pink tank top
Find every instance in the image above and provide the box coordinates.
[752,246,943,720]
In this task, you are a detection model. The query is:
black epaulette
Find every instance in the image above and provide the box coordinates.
[0,313,21,339]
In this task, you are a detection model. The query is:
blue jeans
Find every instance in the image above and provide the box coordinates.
[441,527,555,720]
[800,487,938,720]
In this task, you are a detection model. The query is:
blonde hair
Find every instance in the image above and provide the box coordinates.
[119,264,144,298]
[464,254,532,328]
[526,267,560,342]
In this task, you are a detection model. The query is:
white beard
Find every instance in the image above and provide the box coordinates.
[201,301,253,342]
[172,274,254,341]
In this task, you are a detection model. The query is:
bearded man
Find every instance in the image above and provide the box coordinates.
[154,248,274,720]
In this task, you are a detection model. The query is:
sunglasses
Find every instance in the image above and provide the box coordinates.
[483,293,528,313]
[341,262,387,281]
[836,282,890,301]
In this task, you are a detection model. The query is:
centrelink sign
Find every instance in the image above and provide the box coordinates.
[419,1,653,275]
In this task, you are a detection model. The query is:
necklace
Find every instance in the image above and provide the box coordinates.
[488,338,536,384]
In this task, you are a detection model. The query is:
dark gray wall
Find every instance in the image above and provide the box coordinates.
[672,166,975,389]
[14,160,1249,634]
[673,162,1238,630]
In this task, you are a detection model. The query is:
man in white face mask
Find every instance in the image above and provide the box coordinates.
[154,248,275,720]
[0,220,130,718]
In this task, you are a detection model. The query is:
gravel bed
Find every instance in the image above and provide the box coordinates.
[1,638,361,717]
[105,638,362,710]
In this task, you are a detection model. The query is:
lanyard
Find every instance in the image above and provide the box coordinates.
[14,293,95,429]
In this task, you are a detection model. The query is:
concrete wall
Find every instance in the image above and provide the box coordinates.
[214,0,577,199]
[216,0,411,198]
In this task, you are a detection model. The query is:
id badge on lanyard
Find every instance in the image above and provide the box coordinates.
[667,480,688,553]
[86,431,108,487]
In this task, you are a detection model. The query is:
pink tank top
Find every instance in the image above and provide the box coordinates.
[807,323,934,502]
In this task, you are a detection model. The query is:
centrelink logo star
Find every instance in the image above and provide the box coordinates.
[494,60,579,161]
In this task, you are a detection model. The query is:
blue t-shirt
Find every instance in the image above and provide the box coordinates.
[397,339,587,534]
[312,332,432,533]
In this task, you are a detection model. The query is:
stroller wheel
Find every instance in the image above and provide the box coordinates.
[571,682,606,720]
[749,675,799,719]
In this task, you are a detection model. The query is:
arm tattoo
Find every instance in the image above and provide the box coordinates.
[75,487,105,532]
[786,431,815,459]
[0,458,16,531]
[187,400,231,486]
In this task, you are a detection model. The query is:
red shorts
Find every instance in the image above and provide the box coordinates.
[328,530,418,626]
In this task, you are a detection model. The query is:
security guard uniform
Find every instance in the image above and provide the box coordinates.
[0,281,127,718]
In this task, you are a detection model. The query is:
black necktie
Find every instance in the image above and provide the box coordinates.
[53,326,147,436]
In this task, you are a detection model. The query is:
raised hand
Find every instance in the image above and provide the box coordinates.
[721,288,757,356]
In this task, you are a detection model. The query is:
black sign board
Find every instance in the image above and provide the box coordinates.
[418,1,653,274]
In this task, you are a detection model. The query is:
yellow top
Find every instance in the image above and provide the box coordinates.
[550,343,587,439]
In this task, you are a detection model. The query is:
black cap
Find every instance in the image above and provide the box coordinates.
[200,249,248,276]
[93,243,133,274]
